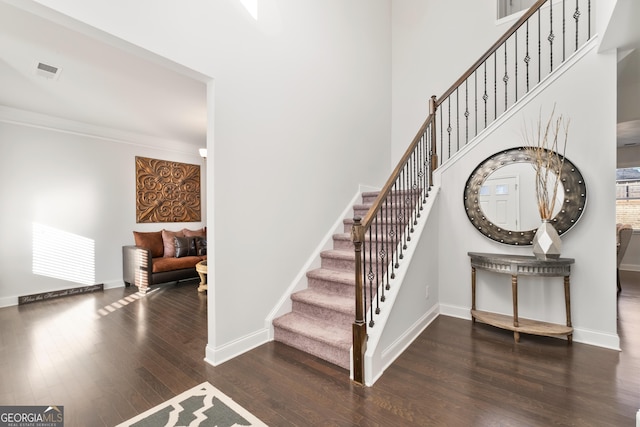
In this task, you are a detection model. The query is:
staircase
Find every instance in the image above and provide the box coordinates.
[275,0,593,381]
[273,191,380,369]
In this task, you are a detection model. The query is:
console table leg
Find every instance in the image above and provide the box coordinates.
[471,267,476,322]
[564,276,572,345]
[512,275,519,328]
[514,331,520,343]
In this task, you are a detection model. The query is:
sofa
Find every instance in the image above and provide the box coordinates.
[123,227,207,293]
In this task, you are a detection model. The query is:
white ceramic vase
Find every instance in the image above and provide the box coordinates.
[532,220,562,260]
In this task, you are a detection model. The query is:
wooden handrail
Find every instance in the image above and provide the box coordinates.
[436,0,548,107]
[360,113,436,230]
[362,0,551,229]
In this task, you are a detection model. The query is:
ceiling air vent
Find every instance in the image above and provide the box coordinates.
[34,61,62,80]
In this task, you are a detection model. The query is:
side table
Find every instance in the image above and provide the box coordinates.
[468,252,574,343]
[196,260,208,293]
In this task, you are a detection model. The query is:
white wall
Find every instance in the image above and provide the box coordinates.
[0,120,205,307]
[27,0,393,361]
[391,0,505,164]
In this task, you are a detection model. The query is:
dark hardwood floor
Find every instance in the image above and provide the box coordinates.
[1,274,638,426]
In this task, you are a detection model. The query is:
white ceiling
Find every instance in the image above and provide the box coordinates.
[0,1,638,152]
[0,2,207,152]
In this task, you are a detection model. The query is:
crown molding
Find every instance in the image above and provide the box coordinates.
[0,105,200,155]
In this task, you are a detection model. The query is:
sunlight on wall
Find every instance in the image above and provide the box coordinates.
[32,223,95,285]
[240,0,258,20]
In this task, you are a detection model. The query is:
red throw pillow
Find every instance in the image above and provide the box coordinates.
[133,231,164,258]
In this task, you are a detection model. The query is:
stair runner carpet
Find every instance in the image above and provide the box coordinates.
[272,191,383,370]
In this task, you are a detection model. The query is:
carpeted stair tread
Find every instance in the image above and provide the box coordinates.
[321,249,355,261]
[307,268,355,286]
[273,312,351,350]
[332,232,398,245]
[272,190,394,370]
[291,288,354,315]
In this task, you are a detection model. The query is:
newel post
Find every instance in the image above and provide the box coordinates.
[351,217,367,385]
[429,95,439,184]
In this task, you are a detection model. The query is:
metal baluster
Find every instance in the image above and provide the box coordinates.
[563,0,566,62]
[447,97,452,159]
[404,162,411,242]
[423,129,429,198]
[588,0,591,39]
[574,0,579,50]
[391,182,399,275]
[383,196,391,291]
[474,70,478,138]
[465,80,469,144]
[411,149,420,225]
[374,215,382,310]
[418,134,424,209]
[456,87,460,151]
[549,0,554,72]
[525,20,530,92]
[503,42,508,112]
[439,106,443,162]
[367,227,374,327]
[538,8,541,83]
[399,168,406,257]
[483,62,488,128]
[515,32,518,103]
[494,51,497,120]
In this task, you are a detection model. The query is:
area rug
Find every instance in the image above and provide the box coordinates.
[116,382,267,427]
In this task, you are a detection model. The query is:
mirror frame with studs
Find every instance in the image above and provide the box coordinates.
[463,146,587,246]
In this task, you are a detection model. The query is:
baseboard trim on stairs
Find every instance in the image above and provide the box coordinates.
[265,184,380,338]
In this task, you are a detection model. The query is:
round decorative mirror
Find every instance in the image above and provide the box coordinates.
[463,147,587,245]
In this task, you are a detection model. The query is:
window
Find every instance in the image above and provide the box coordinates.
[497,0,538,20]
[616,167,640,229]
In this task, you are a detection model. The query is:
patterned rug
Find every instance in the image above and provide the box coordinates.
[116,382,267,427]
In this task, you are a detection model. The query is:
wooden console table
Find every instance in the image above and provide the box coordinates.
[468,252,574,343]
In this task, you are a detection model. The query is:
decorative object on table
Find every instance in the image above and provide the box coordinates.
[135,156,201,223]
[524,106,570,259]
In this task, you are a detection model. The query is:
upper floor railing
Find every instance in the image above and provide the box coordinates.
[351,0,592,385]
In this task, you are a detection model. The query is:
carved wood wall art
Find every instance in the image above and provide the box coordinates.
[136,156,201,223]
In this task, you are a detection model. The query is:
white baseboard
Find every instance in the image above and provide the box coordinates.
[103,280,125,289]
[439,303,472,320]
[439,304,620,350]
[204,328,270,367]
[0,296,18,308]
[620,264,640,272]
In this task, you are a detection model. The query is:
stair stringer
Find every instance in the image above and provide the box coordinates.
[265,184,380,338]
[359,186,441,386]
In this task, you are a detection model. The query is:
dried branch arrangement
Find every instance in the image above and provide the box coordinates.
[523,106,570,220]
